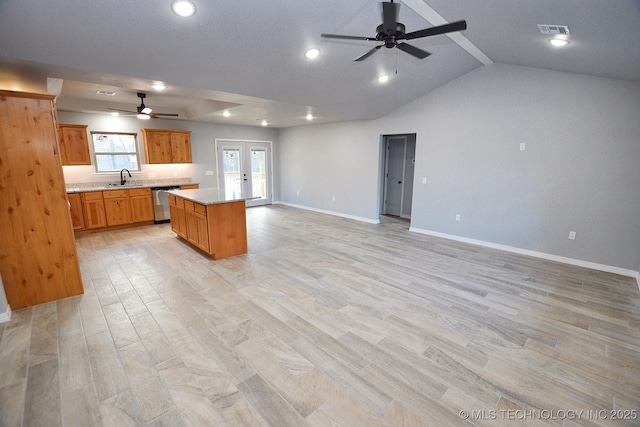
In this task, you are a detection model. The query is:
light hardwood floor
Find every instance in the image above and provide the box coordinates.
[1,205,639,426]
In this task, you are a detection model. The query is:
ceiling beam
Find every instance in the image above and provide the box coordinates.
[403,0,493,65]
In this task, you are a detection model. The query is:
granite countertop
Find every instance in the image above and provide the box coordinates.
[66,179,198,193]
[168,188,257,205]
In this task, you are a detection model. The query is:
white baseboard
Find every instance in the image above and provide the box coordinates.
[0,304,11,324]
[410,226,640,285]
[275,201,380,224]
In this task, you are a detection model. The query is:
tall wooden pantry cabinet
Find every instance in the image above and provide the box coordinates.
[0,90,83,309]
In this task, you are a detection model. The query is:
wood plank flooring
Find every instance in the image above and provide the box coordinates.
[1,205,639,426]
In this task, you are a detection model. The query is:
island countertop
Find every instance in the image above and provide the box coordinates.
[167,188,256,205]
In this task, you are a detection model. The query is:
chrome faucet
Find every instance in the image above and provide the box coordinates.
[120,168,132,185]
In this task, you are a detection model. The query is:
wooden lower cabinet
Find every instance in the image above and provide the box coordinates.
[67,193,85,230]
[129,188,154,223]
[103,189,131,226]
[82,191,107,229]
[75,188,154,232]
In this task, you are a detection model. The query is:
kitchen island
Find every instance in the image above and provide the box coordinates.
[167,188,254,260]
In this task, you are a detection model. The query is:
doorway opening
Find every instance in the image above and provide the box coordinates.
[380,134,416,219]
[215,139,273,207]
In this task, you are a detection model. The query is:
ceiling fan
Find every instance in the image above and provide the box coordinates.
[108,92,179,120]
[321,0,467,61]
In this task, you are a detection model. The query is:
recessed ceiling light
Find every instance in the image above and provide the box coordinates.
[305,48,320,60]
[223,110,231,117]
[306,113,313,120]
[378,74,390,83]
[110,112,119,117]
[151,83,166,91]
[261,119,268,126]
[549,38,570,47]
[172,0,196,17]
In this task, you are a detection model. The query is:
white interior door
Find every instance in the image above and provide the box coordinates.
[216,140,272,207]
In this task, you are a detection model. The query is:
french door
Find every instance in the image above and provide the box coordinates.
[216,140,272,207]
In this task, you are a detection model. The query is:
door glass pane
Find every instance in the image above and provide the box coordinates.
[223,148,242,199]
[251,149,267,199]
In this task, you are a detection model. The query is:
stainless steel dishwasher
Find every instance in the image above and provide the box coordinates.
[151,186,180,223]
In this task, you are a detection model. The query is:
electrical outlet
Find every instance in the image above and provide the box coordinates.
[205,170,214,176]
[332,196,336,201]
[296,190,299,196]
[422,177,427,184]
[568,231,576,240]
[455,214,461,221]
[519,143,526,151]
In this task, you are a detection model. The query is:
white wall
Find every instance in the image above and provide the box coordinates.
[277,64,640,272]
[58,111,277,190]
[277,121,381,221]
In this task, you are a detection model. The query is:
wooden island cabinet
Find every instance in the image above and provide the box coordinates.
[168,189,252,260]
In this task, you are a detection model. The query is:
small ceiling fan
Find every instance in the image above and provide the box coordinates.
[109,92,179,119]
[321,0,467,61]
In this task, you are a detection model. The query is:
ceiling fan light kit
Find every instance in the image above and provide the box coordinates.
[321,0,466,62]
[108,92,180,120]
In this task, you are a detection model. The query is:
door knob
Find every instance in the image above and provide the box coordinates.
[398,181,402,184]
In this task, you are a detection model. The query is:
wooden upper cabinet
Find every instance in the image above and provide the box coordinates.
[170,131,192,163]
[141,129,192,164]
[141,129,171,164]
[59,124,91,165]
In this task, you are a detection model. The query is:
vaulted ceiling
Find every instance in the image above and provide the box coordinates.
[0,0,638,128]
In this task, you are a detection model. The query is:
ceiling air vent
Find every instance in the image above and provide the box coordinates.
[96,90,116,96]
[537,25,570,35]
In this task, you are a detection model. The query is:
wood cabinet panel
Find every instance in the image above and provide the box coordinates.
[82,191,107,229]
[141,129,191,164]
[180,184,199,190]
[141,129,171,164]
[104,192,132,226]
[185,208,209,252]
[170,131,192,163]
[129,188,154,223]
[0,90,84,309]
[168,194,187,238]
[59,124,91,165]
[206,201,247,259]
[67,193,85,230]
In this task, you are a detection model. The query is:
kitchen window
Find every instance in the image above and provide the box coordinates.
[91,132,140,172]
